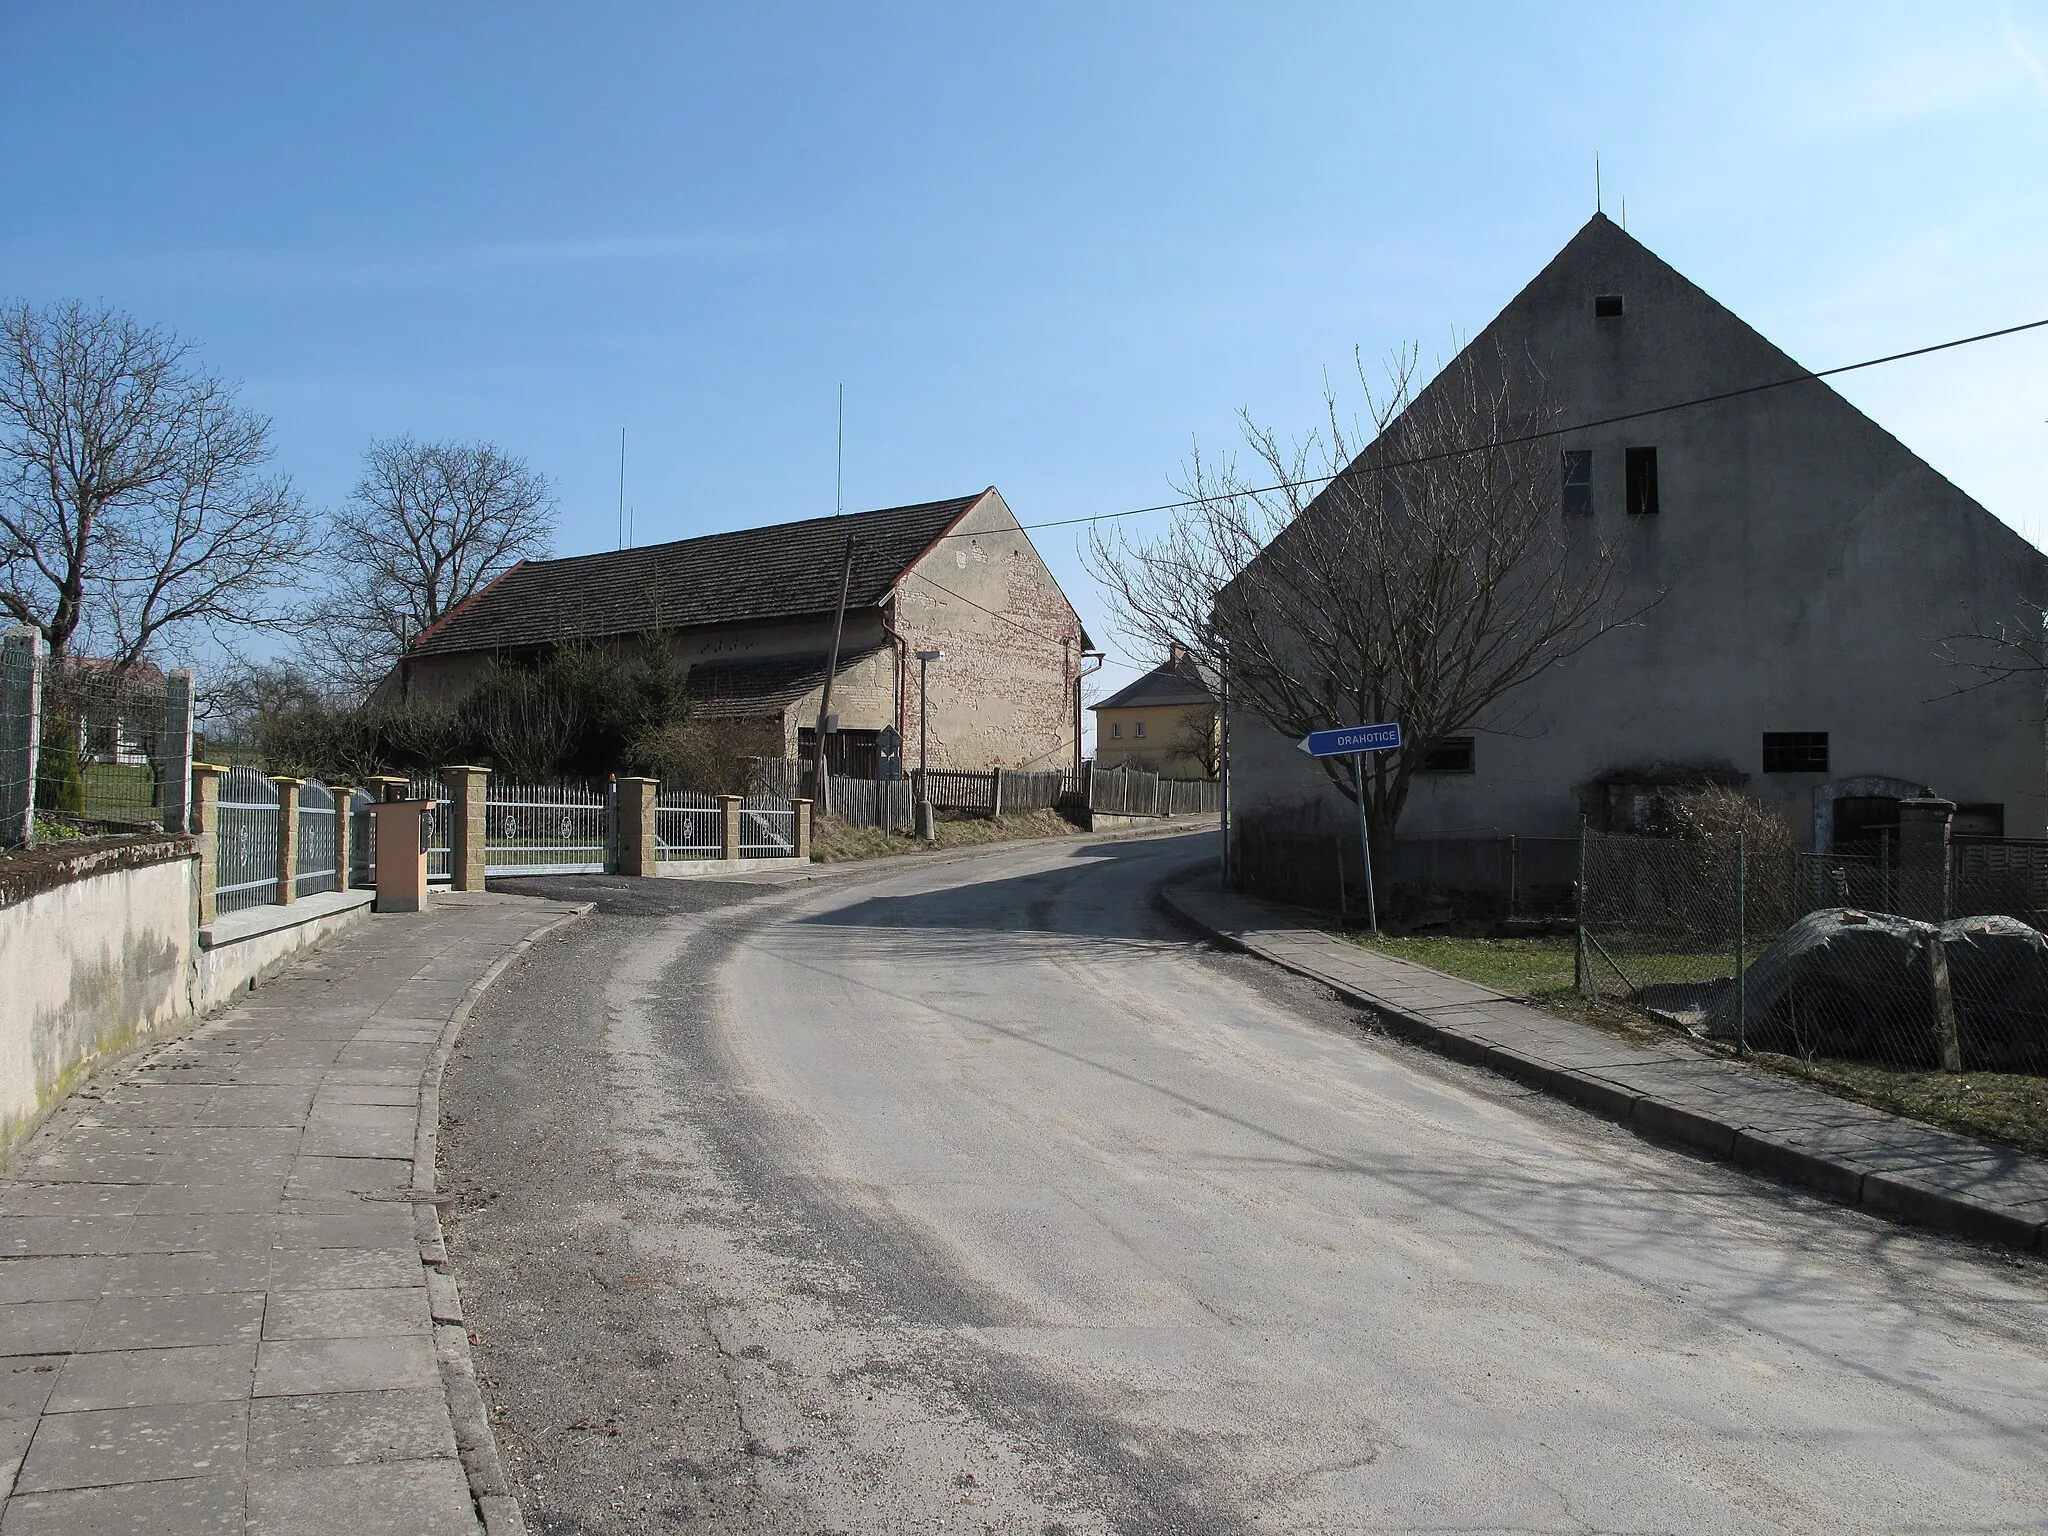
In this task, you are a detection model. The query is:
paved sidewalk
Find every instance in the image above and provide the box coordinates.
[0,890,585,1535]
[1165,877,2048,1252]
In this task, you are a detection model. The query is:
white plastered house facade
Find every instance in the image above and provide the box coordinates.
[1226,214,2048,861]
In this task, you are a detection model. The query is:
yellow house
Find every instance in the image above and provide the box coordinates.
[1090,647,1218,779]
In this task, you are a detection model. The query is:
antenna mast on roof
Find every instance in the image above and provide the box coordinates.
[836,384,844,515]
[1595,155,1602,215]
[617,428,626,550]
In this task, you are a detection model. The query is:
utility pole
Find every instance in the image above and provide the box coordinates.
[811,535,858,817]
[914,648,944,841]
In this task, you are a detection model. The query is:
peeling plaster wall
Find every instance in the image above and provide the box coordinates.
[894,490,1083,771]
[0,855,196,1157]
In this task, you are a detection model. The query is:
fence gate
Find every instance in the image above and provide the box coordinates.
[485,780,612,875]
[740,795,797,857]
[655,788,721,860]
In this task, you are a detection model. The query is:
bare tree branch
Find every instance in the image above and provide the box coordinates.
[0,300,315,663]
[301,436,555,697]
[1089,338,1662,880]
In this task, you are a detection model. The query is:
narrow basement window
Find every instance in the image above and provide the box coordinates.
[1594,294,1625,318]
[1561,450,1593,516]
[1419,737,1476,774]
[1762,732,1829,774]
[1625,446,1660,515]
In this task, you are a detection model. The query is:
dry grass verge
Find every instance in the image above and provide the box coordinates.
[810,808,1082,863]
[1348,931,2048,1156]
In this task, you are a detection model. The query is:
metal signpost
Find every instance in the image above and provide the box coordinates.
[1297,721,1403,933]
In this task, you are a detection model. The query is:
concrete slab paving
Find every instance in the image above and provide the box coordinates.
[0,890,585,1532]
[1165,877,2048,1251]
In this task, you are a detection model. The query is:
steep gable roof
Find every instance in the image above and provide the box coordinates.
[1093,652,1215,711]
[410,493,986,657]
[1222,213,2046,604]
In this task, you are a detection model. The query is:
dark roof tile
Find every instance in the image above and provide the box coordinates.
[1093,654,1215,711]
[411,493,983,657]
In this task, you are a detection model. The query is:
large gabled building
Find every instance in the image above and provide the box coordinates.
[396,488,1092,774]
[1226,214,2048,872]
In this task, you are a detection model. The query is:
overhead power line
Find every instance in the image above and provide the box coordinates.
[946,313,2048,544]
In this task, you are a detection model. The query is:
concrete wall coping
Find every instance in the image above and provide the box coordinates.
[0,833,195,910]
[199,886,374,951]
[656,856,808,878]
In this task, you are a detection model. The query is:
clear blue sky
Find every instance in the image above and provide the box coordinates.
[4,2,2045,692]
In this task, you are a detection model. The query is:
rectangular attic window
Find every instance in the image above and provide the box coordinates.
[1625,447,1660,515]
[1594,294,1625,318]
[1762,732,1829,774]
[1420,737,1476,774]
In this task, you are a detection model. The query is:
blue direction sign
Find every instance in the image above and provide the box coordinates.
[1298,721,1402,757]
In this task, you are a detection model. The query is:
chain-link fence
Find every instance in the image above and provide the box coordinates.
[1580,829,2048,1075]
[34,657,172,836]
[1,630,195,851]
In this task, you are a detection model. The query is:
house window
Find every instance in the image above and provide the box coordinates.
[1561,450,1593,516]
[1762,732,1828,774]
[1954,803,2005,838]
[1419,736,1475,774]
[1111,722,1122,739]
[1135,720,1146,738]
[1594,294,1625,318]
[1625,447,1660,515]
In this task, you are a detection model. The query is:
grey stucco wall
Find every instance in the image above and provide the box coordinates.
[1230,215,2048,850]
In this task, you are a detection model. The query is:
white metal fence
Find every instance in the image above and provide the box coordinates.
[485,780,612,875]
[656,787,722,859]
[740,795,796,857]
[295,780,338,896]
[216,766,280,914]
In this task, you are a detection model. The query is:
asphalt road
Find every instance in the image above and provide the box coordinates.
[441,832,2048,1535]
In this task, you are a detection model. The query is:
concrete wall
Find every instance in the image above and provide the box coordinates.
[892,489,1085,771]
[0,848,195,1157]
[1230,215,2048,853]
[0,844,377,1162]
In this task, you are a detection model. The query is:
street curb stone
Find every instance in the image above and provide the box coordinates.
[1161,881,2047,1254]
[413,900,595,1536]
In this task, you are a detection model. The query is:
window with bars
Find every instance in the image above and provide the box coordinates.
[1762,732,1828,773]
[1419,737,1476,774]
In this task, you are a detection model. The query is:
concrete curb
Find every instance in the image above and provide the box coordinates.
[1159,883,2047,1255]
[411,899,595,1536]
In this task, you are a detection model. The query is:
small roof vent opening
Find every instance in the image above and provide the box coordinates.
[1594,294,1625,318]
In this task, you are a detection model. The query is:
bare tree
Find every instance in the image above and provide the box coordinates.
[0,300,315,662]
[308,436,554,695]
[1938,603,2048,696]
[1090,341,1657,882]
